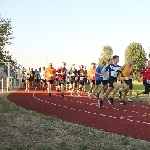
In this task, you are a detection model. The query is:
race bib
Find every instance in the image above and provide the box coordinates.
[147,80,150,84]
[61,72,65,75]
[72,73,75,76]
[111,71,117,77]
[125,76,129,80]
[91,74,95,77]
[75,77,78,80]
[80,77,84,80]
[49,74,53,77]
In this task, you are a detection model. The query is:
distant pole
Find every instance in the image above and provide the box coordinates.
[14,66,16,89]
[1,77,3,93]
[7,62,10,91]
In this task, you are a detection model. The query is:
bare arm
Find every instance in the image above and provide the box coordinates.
[101,69,109,79]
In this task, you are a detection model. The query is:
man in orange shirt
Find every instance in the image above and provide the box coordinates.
[87,62,96,97]
[45,63,56,96]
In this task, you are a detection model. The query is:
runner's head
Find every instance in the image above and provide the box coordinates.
[91,62,96,69]
[62,62,66,68]
[71,64,75,69]
[113,55,119,64]
[128,58,133,65]
[42,67,45,71]
[108,58,113,64]
[48,63,53,68]
[102,61,106,67]
[80,65,84,70]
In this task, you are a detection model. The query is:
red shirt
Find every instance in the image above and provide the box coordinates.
[57,67,67,80]
[140,67,150,80]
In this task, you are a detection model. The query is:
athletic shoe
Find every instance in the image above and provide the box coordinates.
[120,100,126,105]
[98,100,103,108]
[91,93,96,99]
[118,89,122,99]
[48,93,51,96]
[127,98,132,102]
[108,97,114,105]
[60,93,64,98]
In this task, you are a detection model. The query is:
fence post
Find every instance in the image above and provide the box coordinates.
[1,77,3,93]
[7,62,10,91]
[7,77,9,92]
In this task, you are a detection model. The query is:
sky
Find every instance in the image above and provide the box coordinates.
[0,0,150,70]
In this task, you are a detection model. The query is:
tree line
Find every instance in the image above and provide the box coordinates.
[98,44,150,77]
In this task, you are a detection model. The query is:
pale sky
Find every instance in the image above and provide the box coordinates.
[1,0,150,70]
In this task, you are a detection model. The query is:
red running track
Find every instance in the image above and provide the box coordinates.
[8,88,150,141]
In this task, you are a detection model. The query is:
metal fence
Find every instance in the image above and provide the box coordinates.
[0,62,22,93]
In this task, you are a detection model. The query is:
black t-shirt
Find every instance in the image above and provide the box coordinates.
[78,69,85,81]
[69,69,78,80]
[30,71,35,77]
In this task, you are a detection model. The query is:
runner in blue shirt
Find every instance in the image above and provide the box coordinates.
[92,62,106,98]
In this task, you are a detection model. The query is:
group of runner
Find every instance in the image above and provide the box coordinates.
[23,62,88,98]
[22,55,150,108]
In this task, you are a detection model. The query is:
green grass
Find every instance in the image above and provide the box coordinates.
[1,89,150,149]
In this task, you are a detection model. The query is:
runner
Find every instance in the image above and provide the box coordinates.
[87,62,96,97]
[138,60,150,105]
[136,66,147,97]
[30,68,35,87]
[118,58,133,105]
[83,66,87,92]
[98,55,121,108]
[40,67,46,91]
[55,74,59,91]
[34,69,40,89]
[68,64,79,96]
[77,65,86,96]
[45,63,56,96]
[21,71,25,88]
[56,62,67,98]
[100,59,113,98]
[65,74,70,91]
[92,61,106,98]
[25,67,31,92]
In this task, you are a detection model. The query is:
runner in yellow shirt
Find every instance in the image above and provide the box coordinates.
[118,58,133,105]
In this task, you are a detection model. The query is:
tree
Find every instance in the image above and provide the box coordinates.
[124,42,147,76]
[148,47,150,59]
[0,14,14,61]
[98,45,113,65]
